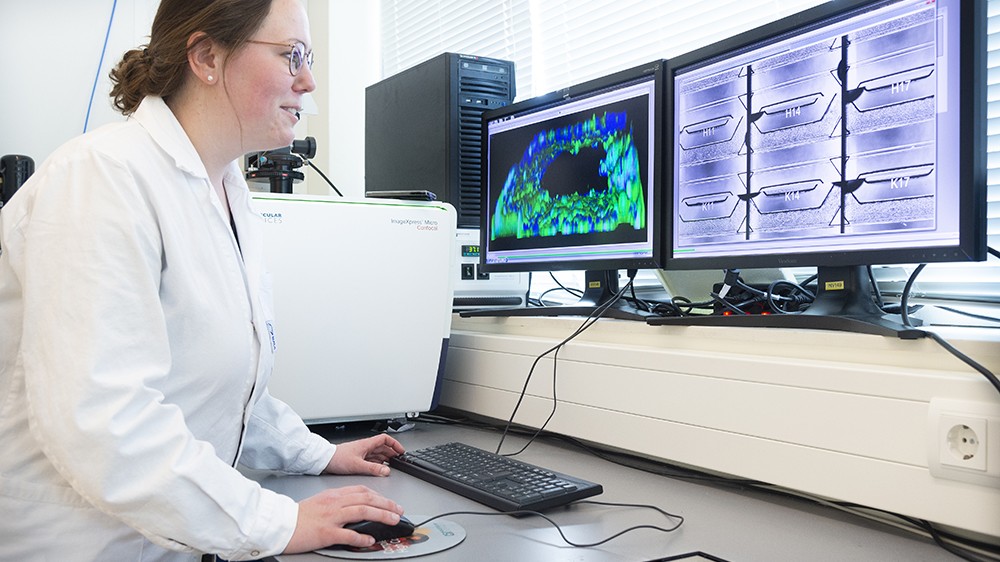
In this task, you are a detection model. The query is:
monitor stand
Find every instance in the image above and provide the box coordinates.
[459,269,656,321]
[647,265,926,339]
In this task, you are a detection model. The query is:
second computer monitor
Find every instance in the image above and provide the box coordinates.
[655,0,985,336]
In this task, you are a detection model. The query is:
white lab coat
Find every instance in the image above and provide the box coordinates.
[0,96,337,561]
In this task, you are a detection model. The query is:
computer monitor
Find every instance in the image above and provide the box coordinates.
[465,61,665,320]
[653,0,986,337]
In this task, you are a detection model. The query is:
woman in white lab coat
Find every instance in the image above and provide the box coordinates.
[0,0,408,559]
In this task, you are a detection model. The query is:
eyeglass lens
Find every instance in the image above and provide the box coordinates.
[290,44,314,76]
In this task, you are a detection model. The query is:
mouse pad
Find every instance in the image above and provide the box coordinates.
[315,517,466,559]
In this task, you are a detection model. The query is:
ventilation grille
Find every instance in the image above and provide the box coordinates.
[457,107,485,227]
[455,71,513,228]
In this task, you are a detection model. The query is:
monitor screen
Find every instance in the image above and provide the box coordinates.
[657,0,985,336]
[472,62,665,320]
[481,62,664,274]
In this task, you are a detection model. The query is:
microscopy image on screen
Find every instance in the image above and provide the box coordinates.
[674,2,937,249]
[487,94,650,253]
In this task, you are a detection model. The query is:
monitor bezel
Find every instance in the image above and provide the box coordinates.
[479,61,667,274]
[662,0,986,271]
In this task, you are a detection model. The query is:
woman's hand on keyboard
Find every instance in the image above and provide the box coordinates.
[324,434,406,476]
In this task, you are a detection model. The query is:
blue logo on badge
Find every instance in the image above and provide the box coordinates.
[266,321,277,352]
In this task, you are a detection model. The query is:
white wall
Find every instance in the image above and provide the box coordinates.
[0,0,159,162]
[307,1,380,198]
[0,0,331,188]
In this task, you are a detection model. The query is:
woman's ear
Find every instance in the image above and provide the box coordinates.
[186,32,221,85]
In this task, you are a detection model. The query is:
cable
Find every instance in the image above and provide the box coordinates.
[900,263,926,328]
[702,269,811,316]
[925,330,1000,396]
[669,295,716,315]
[936,306,1000,325]
[548,272,584,299]
[767,279,814,314]
[536,287,575,306]
[496,288,623,455]
[709,269,745,314]
[710,292,745,315]
[926,247,1000,324]
[300,158,343,196]
[494,278,633,456]
[897,263,1000,396]
[84,0,118,133]
[868,264,893,313]
[525,272,533,308]
[637,298,684,317]
[625,271,656,314]
[763,496,1000,561]
[502,342,562,457]
[731,274,813,315]
[918,519,999,562]
[412,500,683,548]
[528,273,584,307]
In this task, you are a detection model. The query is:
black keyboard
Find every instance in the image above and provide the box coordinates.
[389,441,603,512]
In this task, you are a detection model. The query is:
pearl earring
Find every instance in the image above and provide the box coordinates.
[207,75,214,82]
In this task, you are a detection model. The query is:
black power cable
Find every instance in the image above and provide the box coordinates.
[413,500,684,548]
[301,158,343,196]
[899,263,1000,397]
[495,276,634,456]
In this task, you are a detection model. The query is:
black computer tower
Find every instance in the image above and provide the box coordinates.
[365,53,516,227]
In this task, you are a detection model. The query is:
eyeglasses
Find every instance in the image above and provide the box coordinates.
[246,40,314,76]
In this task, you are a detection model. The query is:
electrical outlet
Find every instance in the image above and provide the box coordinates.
[928,398,1000,487]
[939,414,987,470]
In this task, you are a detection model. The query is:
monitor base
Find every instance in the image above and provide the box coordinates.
[646,312,925,339]
[459,270,656,322]
[648,266,926,339]
[460,301,657,322]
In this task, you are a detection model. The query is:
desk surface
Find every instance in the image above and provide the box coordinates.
[258,420,957,562]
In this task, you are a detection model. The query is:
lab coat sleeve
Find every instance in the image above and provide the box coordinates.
[239,389,337,474]
[15,147,297,560]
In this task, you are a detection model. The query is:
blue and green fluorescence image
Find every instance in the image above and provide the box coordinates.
[490,111,646,242]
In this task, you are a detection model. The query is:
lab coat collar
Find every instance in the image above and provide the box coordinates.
[131,96,268,363]
[130,96,210,181]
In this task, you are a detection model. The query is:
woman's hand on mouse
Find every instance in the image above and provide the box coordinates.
[284,485,405,553]
[324,434,406,476]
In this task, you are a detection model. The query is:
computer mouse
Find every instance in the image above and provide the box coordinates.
[344,515,415,542]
